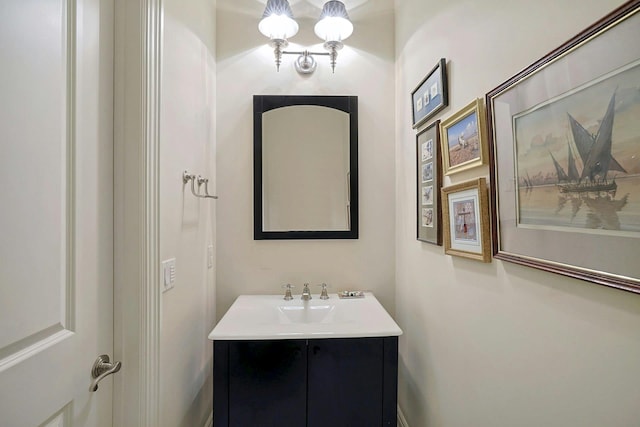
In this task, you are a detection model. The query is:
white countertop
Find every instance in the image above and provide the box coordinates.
[208,292,402,340]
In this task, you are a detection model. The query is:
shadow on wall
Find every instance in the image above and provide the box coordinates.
[501,260,640,321]
[397,335,430,426]
[177,372,213,427]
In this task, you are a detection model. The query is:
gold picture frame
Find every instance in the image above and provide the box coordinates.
[441,177,491,262]
[440,98,488,175]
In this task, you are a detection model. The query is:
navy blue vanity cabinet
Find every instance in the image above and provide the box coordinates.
[213,337,398,427]
[214,339,307,427]
[307,337,399,427]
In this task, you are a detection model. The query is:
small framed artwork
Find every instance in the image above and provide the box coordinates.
[440,98,488,175]
[441,177,491,262]
[416,120,442,245]
[411,58,448,129]
[486,0,640,293]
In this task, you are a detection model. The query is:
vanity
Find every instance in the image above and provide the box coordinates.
[208,293,402,427]
[222,94,400,425]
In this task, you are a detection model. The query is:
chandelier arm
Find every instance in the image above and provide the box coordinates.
[282,50,330,57]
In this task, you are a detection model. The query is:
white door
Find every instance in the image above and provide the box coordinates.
[0,0,114,425]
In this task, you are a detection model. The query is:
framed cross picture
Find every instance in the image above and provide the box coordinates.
[441,178,491,262]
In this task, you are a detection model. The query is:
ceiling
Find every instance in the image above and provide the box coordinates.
[217,0,392,19]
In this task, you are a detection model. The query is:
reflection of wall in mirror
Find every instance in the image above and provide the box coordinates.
[262,105,350,231]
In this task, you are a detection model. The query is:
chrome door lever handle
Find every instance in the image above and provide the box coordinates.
[89,354,122,392]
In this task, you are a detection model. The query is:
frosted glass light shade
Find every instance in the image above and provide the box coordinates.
[314,1,353,42]
[259,0,299,40]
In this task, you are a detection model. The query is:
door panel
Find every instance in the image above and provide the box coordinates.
[228,340,307,427]
[307,338,384,427]
[0,0,73,358]
[0,0,113,425]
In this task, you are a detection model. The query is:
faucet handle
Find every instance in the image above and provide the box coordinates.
[301,283,312,300]
[282,283,295,301]
[317,283,330,300]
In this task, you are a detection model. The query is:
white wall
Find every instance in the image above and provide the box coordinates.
[160,0,216,425]
[215,1,396,316]
[395,1,640,426]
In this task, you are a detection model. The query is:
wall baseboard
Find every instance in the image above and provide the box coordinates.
[204,412,213,427]
[207,407,401,426]
[397,405,410,427]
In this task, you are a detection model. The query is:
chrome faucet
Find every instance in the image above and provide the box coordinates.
[301,283,312,300]
[282,283,294,301]
[318,283,330,300]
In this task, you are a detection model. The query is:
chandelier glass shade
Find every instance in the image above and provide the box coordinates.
[258,0,354,73]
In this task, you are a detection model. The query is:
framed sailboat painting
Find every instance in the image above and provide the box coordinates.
[486,0,640,294]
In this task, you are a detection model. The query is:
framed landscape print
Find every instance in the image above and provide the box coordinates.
[440,98,488,175]
[416,121,442,245]
[486,0,640,293]
[441,178,491,262]
[411,58,448,129]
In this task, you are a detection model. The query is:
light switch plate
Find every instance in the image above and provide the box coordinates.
[161,258,176,292]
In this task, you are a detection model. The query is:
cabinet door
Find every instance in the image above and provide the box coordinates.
[228,340,307,427]
[307,338,384,427]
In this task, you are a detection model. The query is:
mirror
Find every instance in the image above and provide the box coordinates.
[254,95,358,239]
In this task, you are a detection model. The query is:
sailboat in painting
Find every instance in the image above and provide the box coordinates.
[550,91,627,194]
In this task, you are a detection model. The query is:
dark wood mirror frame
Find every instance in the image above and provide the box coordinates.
[253,95,359,240]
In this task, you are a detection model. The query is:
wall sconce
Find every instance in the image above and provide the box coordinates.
[259,0,354,74]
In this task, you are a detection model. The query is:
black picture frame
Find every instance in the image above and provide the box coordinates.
[411,58,448,129]
[486,0,640,293]
[416,120,442,245]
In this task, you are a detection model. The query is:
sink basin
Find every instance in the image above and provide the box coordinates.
[278,303,335,324]
[209,292,402,340]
